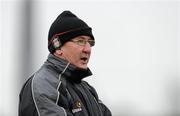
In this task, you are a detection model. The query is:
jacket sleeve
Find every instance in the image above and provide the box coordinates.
[98,100,112,116]
[19,75,74,116]
[19,77,39,116]
[84,82,112,116]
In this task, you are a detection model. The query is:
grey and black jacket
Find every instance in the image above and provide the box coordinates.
[19,54,112,116]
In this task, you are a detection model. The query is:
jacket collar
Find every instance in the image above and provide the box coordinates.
[46,54,92,83]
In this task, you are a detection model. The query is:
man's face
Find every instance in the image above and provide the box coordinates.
[59,35,94,69]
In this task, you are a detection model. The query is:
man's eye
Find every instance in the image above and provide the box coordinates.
[78,40,84,43]
[77,40,85,44]
[89,40,95,46]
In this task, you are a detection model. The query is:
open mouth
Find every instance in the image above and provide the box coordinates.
[80,57,88,63]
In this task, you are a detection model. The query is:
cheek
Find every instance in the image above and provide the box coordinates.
[65,48,81,62]
[69,52,79,61]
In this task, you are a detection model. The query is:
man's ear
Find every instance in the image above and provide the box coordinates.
[54,49,63,56]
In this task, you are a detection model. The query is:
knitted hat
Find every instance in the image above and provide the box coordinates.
[48,10,94,53]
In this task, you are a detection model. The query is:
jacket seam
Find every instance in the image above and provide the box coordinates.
[56,62,70,103]
[56,62,70,116]
[31,73,41,116]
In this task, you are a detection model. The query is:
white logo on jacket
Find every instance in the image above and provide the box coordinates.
[72,108,82,113]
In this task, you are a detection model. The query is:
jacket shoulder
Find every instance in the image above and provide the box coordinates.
[32,66,60,102]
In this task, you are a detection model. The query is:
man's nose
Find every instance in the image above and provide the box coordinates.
[82,42,91,53]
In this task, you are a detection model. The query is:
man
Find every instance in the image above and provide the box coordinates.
[18,10,112,116]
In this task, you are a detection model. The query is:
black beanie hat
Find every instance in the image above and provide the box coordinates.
[48,10,94,53]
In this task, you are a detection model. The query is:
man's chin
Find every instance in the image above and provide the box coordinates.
[77,64,88,69]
